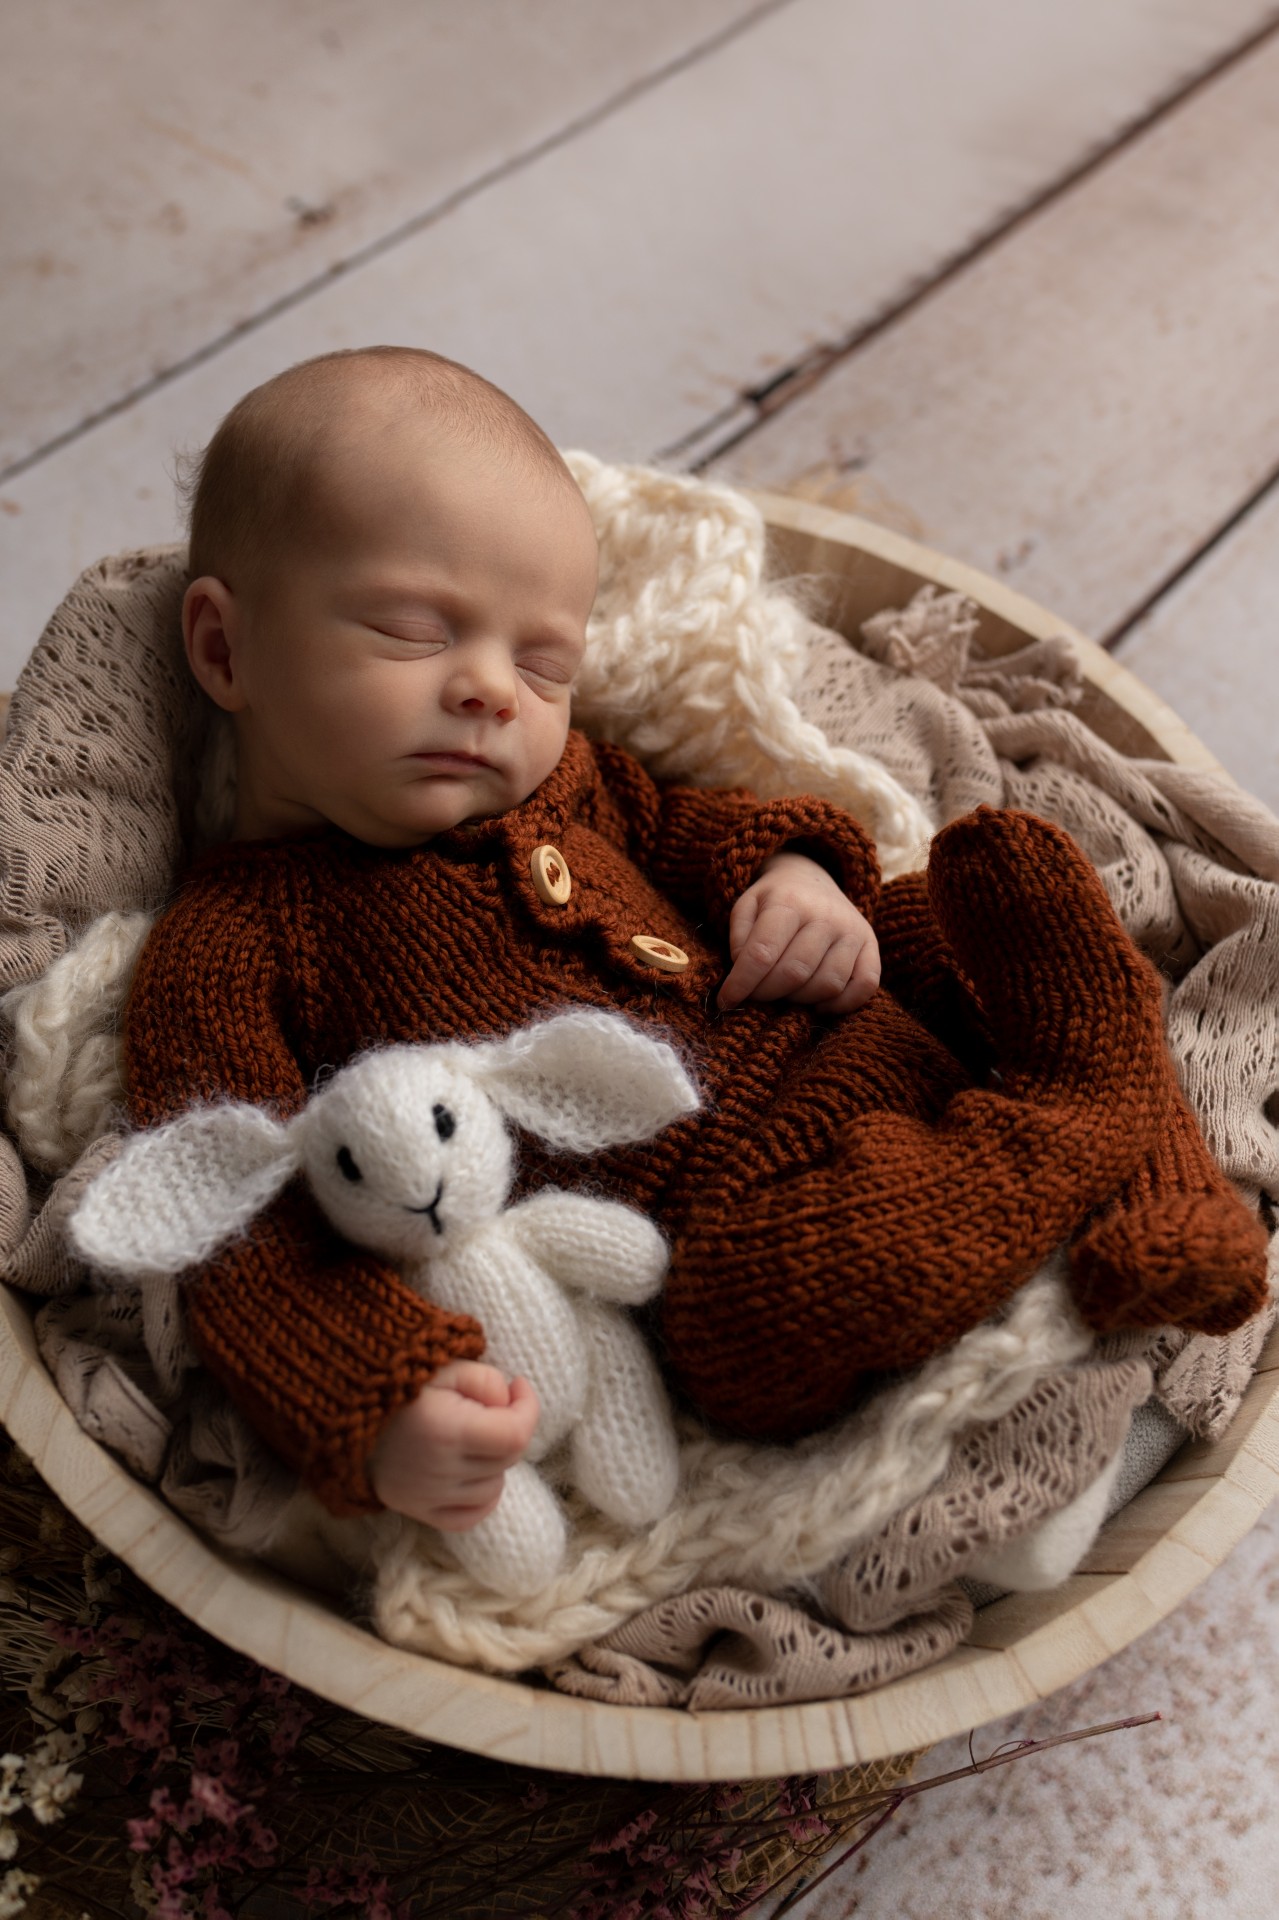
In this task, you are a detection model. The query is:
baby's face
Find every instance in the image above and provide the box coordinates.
[217,417,598,845]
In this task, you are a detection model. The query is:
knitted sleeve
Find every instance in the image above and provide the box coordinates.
[591,740,881,939]
[123,867,484,1517]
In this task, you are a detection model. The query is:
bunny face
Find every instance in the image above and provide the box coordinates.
[69,1010,700,1283]
[295,1049,515,1260]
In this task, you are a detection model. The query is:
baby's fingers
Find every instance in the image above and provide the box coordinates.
[803,936,881,1015]
[461,1376,540,1463]
[731,920,831,1007]
[430,1477,507,1532]
[719,899,801,1008]
[432,1359,513,1407]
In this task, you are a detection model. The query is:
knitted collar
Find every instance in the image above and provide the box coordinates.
[432,729,597,858]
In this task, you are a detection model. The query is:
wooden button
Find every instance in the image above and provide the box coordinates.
[530,844,572,905]
[630,934,690,973]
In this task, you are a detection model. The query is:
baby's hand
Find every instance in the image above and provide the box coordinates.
[719,849,880,1015]
[370,1360,540,1530]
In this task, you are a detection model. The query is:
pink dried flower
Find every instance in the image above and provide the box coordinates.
[188,1772,248,1827]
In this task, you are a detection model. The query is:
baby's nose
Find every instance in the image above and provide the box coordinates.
[448,641,519,720]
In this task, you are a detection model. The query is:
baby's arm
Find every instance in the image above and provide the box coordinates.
[124,871,488,1518]
[591,741,882,1011]
[371,1363,540,1529]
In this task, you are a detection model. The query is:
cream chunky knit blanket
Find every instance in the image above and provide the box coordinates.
[0,456,1274,1703]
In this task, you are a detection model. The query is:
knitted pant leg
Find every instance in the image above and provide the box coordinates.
[661,804,1237,1441]
[926,806,1270,1337]
[876,870,994,1080]
[663,1083,1149,1441]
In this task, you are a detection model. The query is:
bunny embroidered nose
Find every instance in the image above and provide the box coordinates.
[406,1178,446,1237]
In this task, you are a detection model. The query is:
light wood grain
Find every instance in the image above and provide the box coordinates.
[5,0,1277,684]
[0,0,757,474]
[1112,483,1279,815]
[709,28,1279,662]
[1,498,1273,1780]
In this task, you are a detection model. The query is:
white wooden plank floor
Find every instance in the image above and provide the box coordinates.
[3,4,1278,1913]
[708,27,1279,815]
[1111,489,1279,814]
[5,0,1279,675]
[0,0,761,472]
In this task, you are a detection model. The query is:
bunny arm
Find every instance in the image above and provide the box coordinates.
[506,1189,669,1305]
[123,868,484,1516]
[569,1299,680,1530]
[443,1459,568,1597]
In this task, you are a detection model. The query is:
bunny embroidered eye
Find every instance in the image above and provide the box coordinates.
[433,1104,456,1141]
[336,1146,363,1183]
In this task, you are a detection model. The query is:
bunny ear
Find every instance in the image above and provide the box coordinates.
[69,1104,297,1278]
[466,1010,700,1153]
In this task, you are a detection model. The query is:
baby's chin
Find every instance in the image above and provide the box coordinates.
[324,783,513,848]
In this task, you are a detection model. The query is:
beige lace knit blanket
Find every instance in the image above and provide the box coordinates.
[0,456,1274,1701]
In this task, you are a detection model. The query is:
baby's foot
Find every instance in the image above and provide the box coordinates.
[925,807,1166,1107]
[1070,1118,1271,1336]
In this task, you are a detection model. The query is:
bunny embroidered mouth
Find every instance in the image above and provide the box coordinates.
[405,1179,445,1236]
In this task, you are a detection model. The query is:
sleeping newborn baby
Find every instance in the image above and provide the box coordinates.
[121,344,1268,1536]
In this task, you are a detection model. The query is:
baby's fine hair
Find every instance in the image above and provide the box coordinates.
[180,345,574,589]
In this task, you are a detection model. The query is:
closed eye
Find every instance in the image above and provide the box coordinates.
[371,623,449,648]
[517,655,574,686]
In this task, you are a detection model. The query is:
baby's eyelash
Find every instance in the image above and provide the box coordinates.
[518,657,573,685]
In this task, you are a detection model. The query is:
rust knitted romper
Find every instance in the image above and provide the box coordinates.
[124,733,1267,1512]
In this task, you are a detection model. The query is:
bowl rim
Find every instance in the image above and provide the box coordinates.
[1,496,1273,1782]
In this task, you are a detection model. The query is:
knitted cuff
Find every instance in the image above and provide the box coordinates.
[183,1208,486,1518]
[701,796,882,939]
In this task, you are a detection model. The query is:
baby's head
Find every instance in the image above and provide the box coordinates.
[182,347,599,846]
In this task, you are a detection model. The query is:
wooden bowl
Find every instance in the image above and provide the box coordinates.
[1,495,1275,1782]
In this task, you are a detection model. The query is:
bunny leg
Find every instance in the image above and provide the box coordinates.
[442,1461,568,1598]
[570,1304,679,1530]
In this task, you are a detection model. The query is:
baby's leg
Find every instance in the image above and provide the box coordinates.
[929,808,1270,1338]
[875,869,994,1080]
[661,807,1247,1441]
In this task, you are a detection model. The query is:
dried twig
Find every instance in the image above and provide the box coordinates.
[752,1713,1164,1917]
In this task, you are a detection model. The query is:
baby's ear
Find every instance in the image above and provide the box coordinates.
[467,1010,700,1153]
[69,1104,296,1278]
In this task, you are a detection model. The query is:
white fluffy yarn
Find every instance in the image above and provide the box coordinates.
[370,1253,1090,1670]
[567,452,934,877]
[2,911,154,1174]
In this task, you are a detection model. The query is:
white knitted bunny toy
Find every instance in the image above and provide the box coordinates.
[69,1009,699,1597]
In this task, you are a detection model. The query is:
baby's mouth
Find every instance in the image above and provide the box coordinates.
[411,750,495,772]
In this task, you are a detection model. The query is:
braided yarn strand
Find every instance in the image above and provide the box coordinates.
[370,1259,1089,1670]
[566,453,934,878]
[2,911,155,1173]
